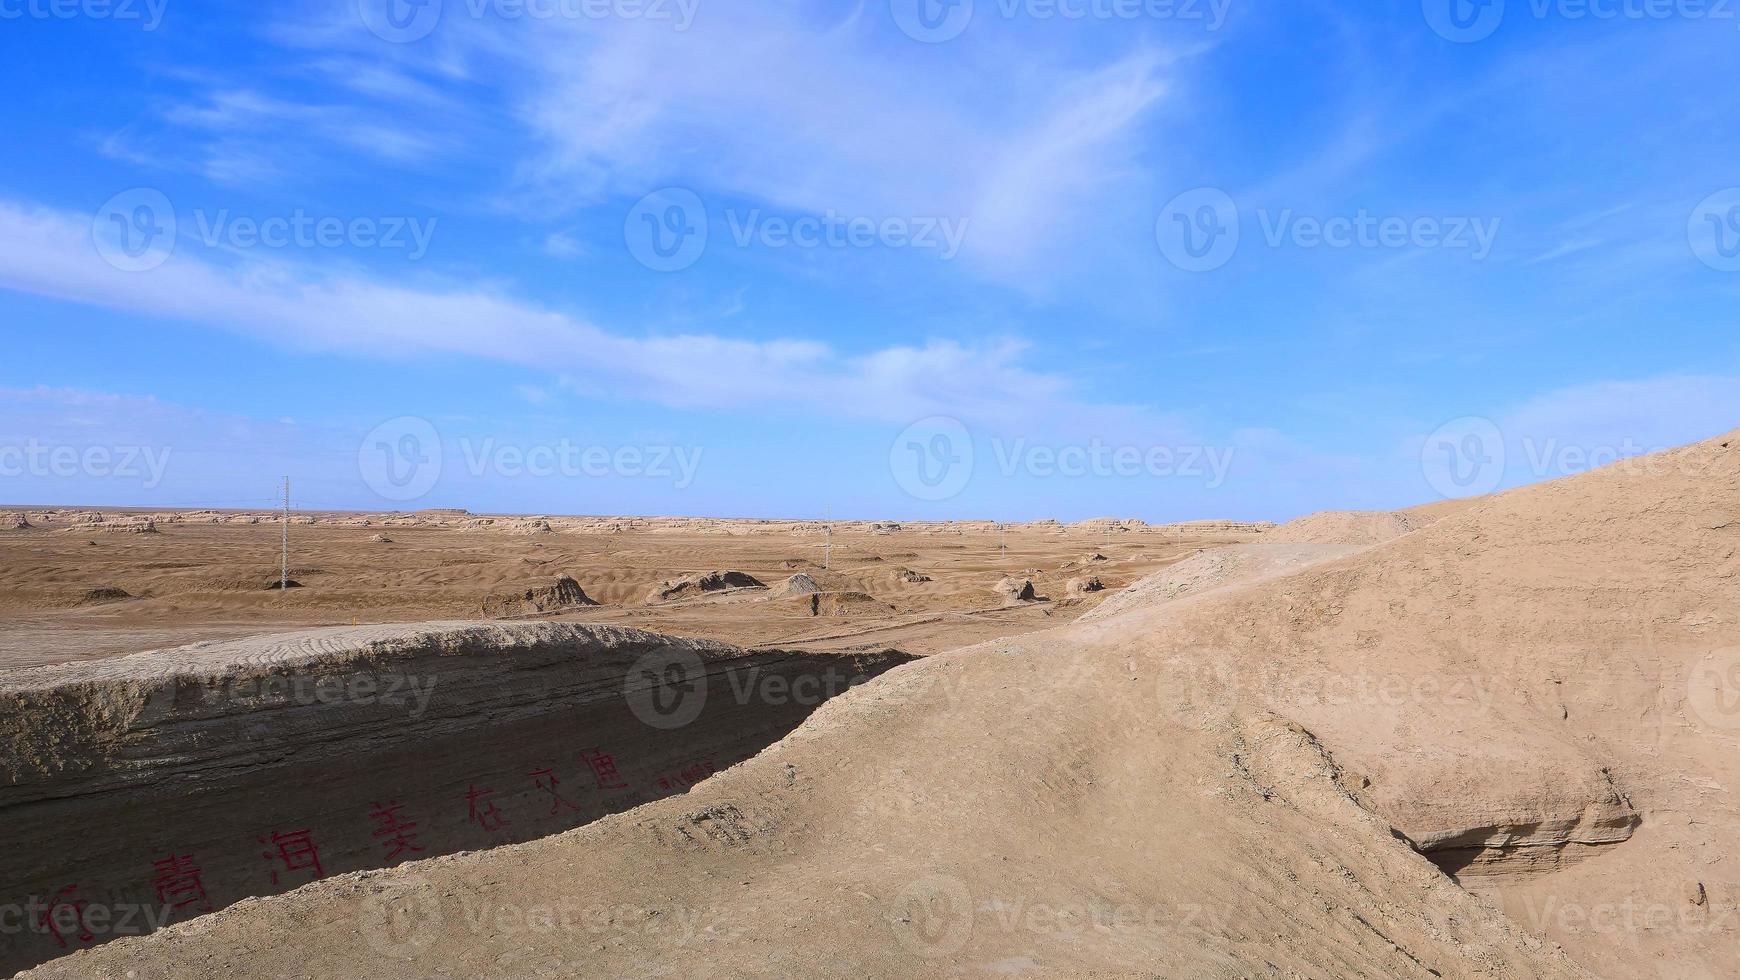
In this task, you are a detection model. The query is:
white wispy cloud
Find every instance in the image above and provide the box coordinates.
[0,198,1177,441]
[247,2,1180,290]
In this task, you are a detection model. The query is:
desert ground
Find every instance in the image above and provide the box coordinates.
[5,433,1740,978]
[0,509,1267,668]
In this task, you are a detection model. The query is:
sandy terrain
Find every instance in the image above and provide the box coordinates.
[0,511,1266,668]
[8,433,1740,978]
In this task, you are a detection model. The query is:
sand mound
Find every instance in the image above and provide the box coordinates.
[1,512,32,531]
[481,574,598,616]
[768,573,822,598]
[77,586,133,605]
[1264,508,1429,547]
[647,570,766,603]
[898,568,932,583]
[1066,576,1104,596]
[992,576,1038,603]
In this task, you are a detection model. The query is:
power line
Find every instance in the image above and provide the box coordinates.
[280,477,290,593]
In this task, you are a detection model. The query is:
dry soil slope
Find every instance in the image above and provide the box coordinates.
[1081,505,1446,622]
[17,539,1644,971]
[1091,430,1740,979]
[26,639,1584,979]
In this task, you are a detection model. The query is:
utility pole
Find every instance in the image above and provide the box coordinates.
[280,477,290,592]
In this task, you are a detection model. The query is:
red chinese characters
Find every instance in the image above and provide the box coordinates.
[529,767,583,817]
[369,801,427,861]
[34,884,94,950]
[259,829,325,887]
[655,760,717,792]
[583,747,630,791]
[464,784,511,834]
[150,853,213,915]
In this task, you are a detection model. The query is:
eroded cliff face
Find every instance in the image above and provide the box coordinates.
[0,622,914,976]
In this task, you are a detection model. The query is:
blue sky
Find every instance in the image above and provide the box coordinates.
[1,0,1738,521]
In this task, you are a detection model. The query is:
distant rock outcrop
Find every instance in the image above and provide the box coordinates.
[994,576,1039,603]
[1067,576,1105,596]
[482,574,598,617]
[769,573,823,598]
[647,571,766,603]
